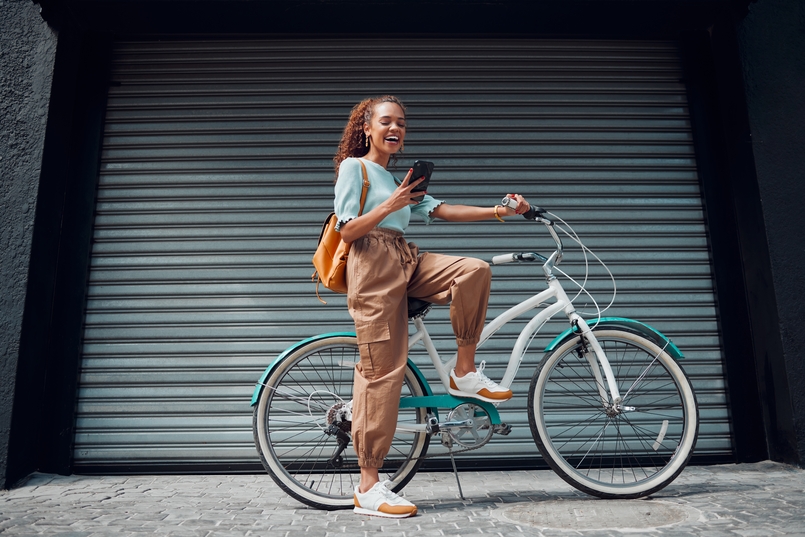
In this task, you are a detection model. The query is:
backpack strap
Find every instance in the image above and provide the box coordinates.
[356,159,370,216]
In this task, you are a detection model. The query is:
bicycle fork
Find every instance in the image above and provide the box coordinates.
[569,315,624,410]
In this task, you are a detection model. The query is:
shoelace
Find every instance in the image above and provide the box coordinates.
[475,361,501,389]
[377,481,403,501]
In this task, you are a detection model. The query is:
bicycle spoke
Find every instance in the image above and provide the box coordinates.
[531,329,697,499]
[255,338,430,508]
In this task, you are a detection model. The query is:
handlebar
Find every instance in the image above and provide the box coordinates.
[497,197,564,279]
[491,252,549,265]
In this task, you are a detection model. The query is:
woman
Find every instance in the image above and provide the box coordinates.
[334,95,530,518]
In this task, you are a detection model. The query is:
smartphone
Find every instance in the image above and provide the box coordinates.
[410,160,434,202]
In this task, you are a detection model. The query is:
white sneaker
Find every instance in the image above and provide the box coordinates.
[353,480,417,518]
[448,361,513,403]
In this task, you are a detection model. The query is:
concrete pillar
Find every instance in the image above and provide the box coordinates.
[736,0,805,464]
[0,0,58,488]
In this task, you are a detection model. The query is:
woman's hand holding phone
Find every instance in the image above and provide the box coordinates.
[386,168,427,212]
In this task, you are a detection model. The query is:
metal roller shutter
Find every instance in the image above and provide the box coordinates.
[75,38,732,470]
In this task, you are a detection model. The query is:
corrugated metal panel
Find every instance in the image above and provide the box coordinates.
[75,38,732,469]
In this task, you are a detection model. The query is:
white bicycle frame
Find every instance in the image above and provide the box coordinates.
[407,212,623,410]
[408,279,621,409]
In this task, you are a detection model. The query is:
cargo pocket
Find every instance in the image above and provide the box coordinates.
[354,320,392,379]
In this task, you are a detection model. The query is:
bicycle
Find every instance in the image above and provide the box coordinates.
[251,200,699,510]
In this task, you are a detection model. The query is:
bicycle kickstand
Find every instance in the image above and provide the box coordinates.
[441,434,466,501]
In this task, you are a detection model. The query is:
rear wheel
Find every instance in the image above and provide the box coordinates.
[528,329,698,498]
[253,336,430,510]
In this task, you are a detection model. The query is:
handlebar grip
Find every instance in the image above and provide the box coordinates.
[521,205,538,220]
[491,253,516,265]
[500,197,518,211]
[500,196,543,221]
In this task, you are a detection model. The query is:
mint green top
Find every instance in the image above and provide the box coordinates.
[334,158,444,234]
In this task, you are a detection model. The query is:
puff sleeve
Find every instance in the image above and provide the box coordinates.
[333,158,363,232]
[410,194,444,225]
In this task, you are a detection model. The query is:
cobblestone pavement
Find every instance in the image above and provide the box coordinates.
[1,461,804,536]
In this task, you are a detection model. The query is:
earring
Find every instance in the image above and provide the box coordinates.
[365,134,370,147]
[400,142,404,152]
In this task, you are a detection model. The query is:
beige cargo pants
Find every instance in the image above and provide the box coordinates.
[346,227,492,468]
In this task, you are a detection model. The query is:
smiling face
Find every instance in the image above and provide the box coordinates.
[364,101,406,162]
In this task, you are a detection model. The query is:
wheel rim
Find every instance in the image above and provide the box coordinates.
[255,339,428,506]
[533,330,698,496]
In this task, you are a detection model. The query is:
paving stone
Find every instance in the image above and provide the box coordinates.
[2,463,805,535]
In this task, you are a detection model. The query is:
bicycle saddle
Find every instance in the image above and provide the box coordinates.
[407,297,432,320]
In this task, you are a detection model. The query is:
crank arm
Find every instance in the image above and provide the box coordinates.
[439,419,475,429]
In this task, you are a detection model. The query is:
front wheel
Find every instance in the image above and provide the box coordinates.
[528,329,698,499]
[253,336,430,510]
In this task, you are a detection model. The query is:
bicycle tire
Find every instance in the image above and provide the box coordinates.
[528,329,698,499]
[253,335,430,510]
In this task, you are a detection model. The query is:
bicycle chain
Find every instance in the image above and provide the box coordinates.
[325,422,500,468]
[417,432,493,460]
[323,404,500,467]
[319,430,494,470]
[417,405,501,459]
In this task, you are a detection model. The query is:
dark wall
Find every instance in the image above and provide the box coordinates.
[737,0,805,462]
[681,0,805,464]
[0,0,58,487]
[49,0,729,35]
[1,0,110,489]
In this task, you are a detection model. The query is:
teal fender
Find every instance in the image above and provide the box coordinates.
[249,332,501,424]
[250,332,435,406]
[544,317,684,360]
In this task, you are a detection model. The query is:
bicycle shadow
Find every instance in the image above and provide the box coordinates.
[418,489,587,512]
[418,479,767,512]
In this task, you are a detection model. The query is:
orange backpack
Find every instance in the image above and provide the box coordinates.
[311,160,370,303]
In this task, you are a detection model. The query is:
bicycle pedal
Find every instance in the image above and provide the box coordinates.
[493,423,512,436]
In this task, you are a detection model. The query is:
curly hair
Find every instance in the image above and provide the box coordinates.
[333,95,407,179]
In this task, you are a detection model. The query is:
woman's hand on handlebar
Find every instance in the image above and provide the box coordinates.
[503,194,531,216]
